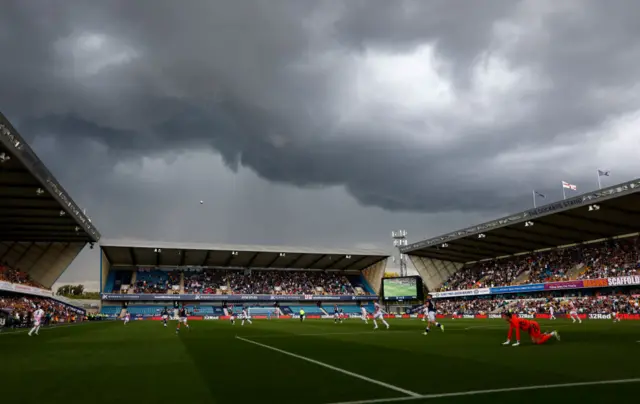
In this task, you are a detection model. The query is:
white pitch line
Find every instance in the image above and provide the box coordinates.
[250,330,415,339]
[325,378,640,404]
[235,335,421,397]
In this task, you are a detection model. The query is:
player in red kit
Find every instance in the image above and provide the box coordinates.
[502,311,560,347]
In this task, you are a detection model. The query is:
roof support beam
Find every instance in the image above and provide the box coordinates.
[344,255,369,270]
[285,254,307,269]
[306,254,327,269]
[329,256,349,270]
[603,204,640,217]
[501,227,576,245]
[486,232,556,249]
[102,248,115,267]
[558,212,638,234]
[320,255,344,270]
[246,252,260,268]
[201,250,211,267]
[265,254,280,268]
[27,242,55,272]
[14,241,34,265]
[179,249,186,267]
[536,218,607,239]
[0,241,17,262]
[449,241,516,256]
[129,248,137,266]
[223,252,235,267]
[415,247,487,261]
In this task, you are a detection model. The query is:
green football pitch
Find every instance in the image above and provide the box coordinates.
[2,318,639,404]
[384,281,416,297]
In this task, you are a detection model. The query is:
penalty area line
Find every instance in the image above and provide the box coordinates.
[325,378,640,404]
[235,335,420,397]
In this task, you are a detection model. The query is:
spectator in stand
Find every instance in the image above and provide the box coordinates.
[437,236,639,291]
[139,269,360,296]
[0,293,82,328]
[0,264,49,290]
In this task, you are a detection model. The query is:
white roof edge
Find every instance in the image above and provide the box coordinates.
[99,238,390,257]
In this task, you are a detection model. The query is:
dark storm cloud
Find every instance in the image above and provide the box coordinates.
[2,0,640,215]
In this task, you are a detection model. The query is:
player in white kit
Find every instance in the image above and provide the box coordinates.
[372,302,389,330]
[28,306,45,336]
[421,305,429,322]
[549,304,556,320]
[123,310,131,325]
[567,301,581,323]
[241,308,252,326]
[360,306,369,324]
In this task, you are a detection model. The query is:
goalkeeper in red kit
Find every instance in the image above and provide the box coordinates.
[502,311,560,347]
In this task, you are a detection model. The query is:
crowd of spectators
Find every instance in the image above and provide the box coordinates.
[577,237,639,280]
[0,293,83,329]
[0,264,48,290]
[438,236,639,292]
[171,269,358,295]
[508,294,640,316]
[225,270,355,295]
[436,298,507,315]
[433,291,640,316]
[134,270,181,294]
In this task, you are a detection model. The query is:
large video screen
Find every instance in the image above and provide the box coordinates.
[382,276,422,301]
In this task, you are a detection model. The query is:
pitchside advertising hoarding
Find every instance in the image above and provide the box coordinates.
[0,281,53,297]
[430,275,640,298]
[101,293,378,302]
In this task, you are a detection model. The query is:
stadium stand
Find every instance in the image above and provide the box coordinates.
[0,112,96,330]
[403,178,640,293]
[98,242,388,318]
[435,236,639,291]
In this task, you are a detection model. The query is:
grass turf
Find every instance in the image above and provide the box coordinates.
[2,318,638,404]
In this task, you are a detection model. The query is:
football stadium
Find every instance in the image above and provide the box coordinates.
[2,108,640,404]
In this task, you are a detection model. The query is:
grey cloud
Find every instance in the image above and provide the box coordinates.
[3,0,640,219]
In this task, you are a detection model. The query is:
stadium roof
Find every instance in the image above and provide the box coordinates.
[100,239,389,271]
[401,178,640,263]
[0,112,100,243]
[0,112,101,288]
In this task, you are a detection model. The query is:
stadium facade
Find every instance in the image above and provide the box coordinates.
[401,178,640,297]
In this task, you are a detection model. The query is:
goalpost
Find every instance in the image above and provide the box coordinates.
[247,307,279,318]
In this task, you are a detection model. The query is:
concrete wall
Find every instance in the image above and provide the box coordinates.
[361,259,388,295]
[407,255,464,292]
[101,249,111,293]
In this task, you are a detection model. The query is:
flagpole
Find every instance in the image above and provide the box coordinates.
[597,169,602,190]
[562,182,566,200]
[532,190,536,208]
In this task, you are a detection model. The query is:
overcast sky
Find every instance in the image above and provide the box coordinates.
[2,1,640,290]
